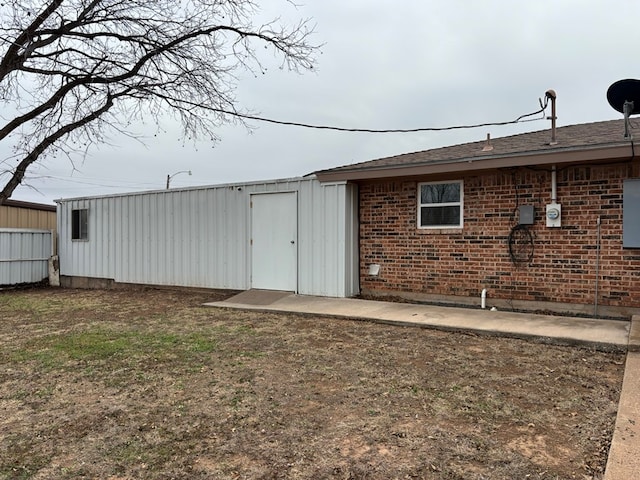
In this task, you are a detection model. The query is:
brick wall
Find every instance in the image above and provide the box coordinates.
[359,163,640,311]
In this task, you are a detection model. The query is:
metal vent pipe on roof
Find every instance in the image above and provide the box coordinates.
[624,101,634,139]
[546,89,557,145]
[482,133,493,152]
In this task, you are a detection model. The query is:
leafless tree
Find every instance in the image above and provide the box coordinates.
[0,0,317,203]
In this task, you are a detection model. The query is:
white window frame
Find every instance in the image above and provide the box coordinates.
[417,180,464,229]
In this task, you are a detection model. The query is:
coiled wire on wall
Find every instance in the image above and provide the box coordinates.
[508,224,534,266]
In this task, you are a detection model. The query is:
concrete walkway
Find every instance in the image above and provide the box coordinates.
[604,319,640,480]
[204,290,638,478]
[205,290,629,348]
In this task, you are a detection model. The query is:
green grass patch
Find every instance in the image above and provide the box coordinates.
[7,328,219,374]
[0,293,73,318]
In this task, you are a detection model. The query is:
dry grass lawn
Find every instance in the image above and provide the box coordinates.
[0,287,625,479]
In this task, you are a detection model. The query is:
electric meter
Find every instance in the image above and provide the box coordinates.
[546,203,562,227]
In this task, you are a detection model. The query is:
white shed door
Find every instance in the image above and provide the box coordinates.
[251,192,298,291]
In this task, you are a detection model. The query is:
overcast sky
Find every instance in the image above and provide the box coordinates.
[6,0,639,204]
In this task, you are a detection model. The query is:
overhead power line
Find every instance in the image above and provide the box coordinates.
[30,174,161,189]
[160,90,551,134]
[215,96,550,133]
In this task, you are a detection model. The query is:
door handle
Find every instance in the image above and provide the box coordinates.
[290,240,295,244]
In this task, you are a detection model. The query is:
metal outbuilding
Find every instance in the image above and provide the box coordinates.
[0,199,57,231]
[56,176,359,297]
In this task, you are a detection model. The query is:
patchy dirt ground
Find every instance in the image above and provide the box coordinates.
[0,287,625,480]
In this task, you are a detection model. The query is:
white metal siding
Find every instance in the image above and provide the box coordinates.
[0,229,52,285]
[57,177,359,297]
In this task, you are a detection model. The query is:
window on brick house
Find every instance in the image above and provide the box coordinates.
[418,181,463,228]
[71,208,88,240]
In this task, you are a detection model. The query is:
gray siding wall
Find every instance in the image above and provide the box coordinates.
[57,177,359,297]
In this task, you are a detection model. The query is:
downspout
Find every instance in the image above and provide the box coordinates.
[594,216,601,318]
[356,183,362,296]
[481,288,487,309]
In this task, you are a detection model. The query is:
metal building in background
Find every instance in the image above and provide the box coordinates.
[0,199,57,231]
[56,176,359,297]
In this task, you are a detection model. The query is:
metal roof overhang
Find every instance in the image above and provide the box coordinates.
[2,199,56,211]
[315,143,635,183]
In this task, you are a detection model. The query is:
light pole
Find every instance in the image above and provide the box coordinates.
[166,170,192,189]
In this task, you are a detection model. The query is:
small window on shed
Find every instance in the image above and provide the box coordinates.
[624,179,640,248]
[71,208,88,240]
[418,181,463,228]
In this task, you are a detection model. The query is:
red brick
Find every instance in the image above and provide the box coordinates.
[359,165,640,308]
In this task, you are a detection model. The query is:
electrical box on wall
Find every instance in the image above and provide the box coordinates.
[518,205,535,225]
[546,203,562,227]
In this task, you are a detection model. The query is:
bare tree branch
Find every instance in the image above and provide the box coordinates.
[0,0,318,203]
[0,0,64,82]
[0,90,125,204]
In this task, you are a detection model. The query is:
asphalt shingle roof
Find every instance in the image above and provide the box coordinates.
[319,118,636,174]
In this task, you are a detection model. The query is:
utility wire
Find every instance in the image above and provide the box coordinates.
[214,96,549,133]
[158,90,550,134]
[11,95,551,193]
[35,174,160,186]
[30,175,161,189]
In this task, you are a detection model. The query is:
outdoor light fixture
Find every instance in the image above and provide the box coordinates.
[166,170,192,189]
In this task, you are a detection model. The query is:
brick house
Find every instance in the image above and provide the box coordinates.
[316,119,640,317]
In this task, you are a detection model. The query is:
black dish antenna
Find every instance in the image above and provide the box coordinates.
[607,79,640,138]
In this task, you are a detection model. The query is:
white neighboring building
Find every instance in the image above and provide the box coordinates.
[56,176,359,297]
